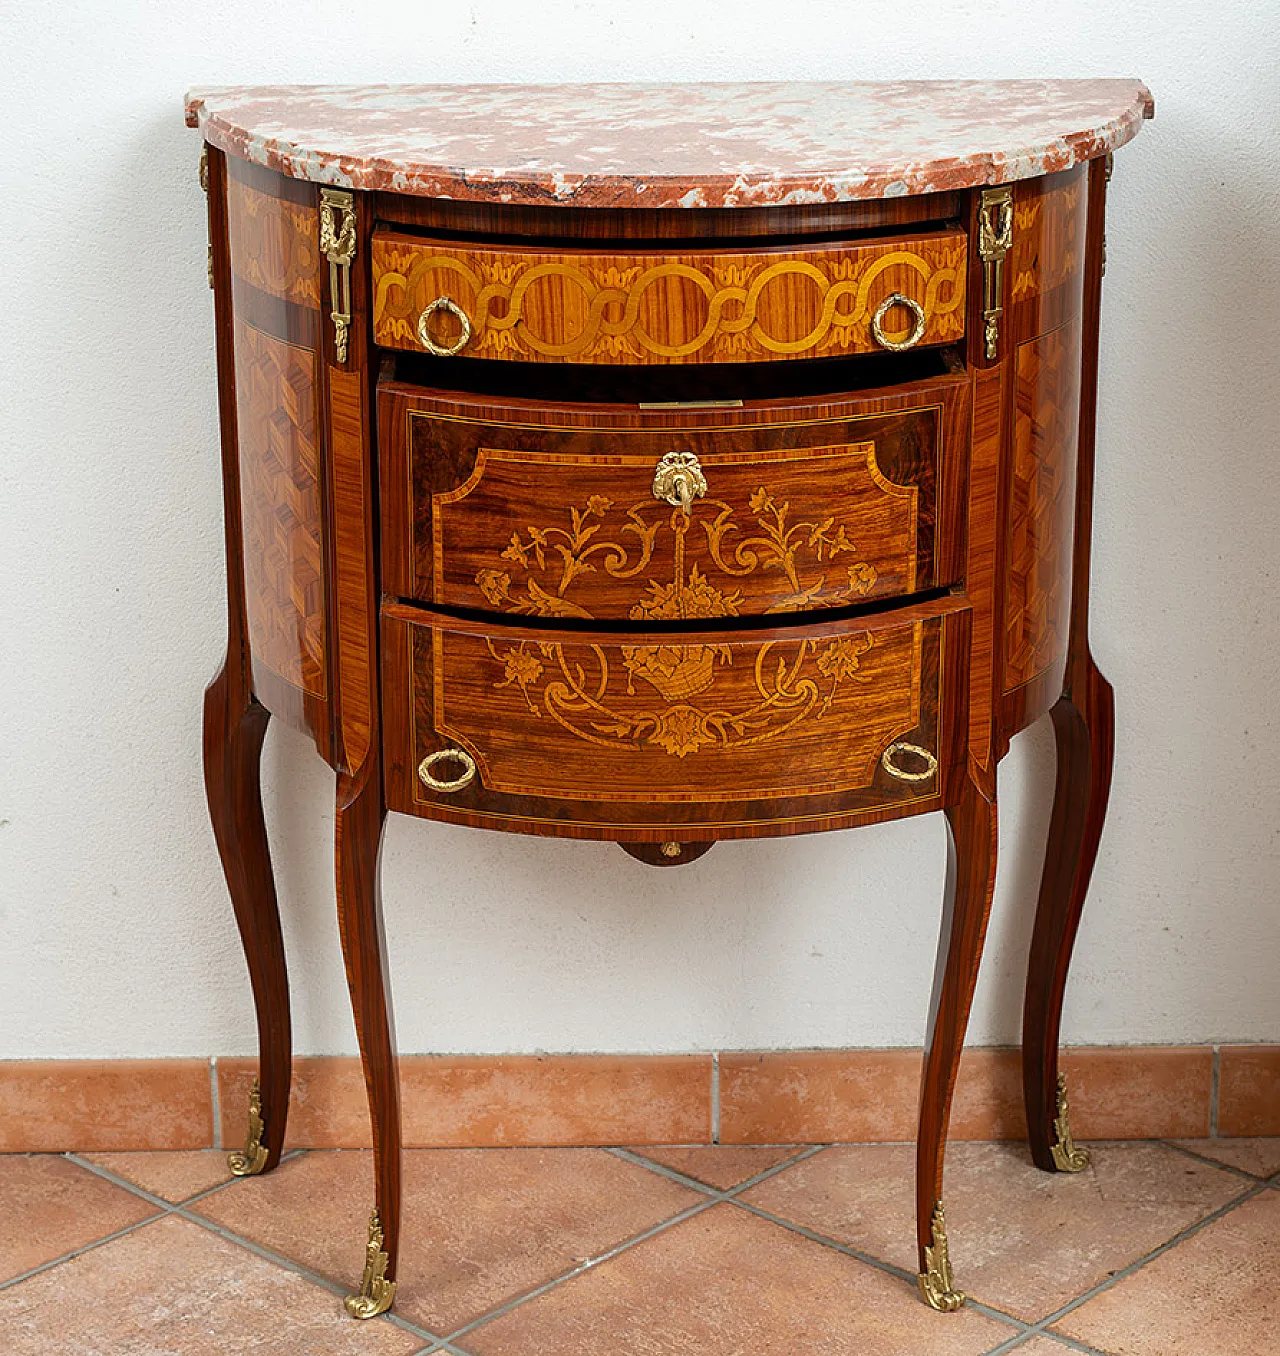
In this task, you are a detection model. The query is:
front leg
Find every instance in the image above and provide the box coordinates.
[916,764,998,1310]
[1021,653,1114,1170]
[203,663,291,1175]
[333,758,402,1319]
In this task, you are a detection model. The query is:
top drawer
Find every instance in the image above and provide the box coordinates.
[371,229,967,366]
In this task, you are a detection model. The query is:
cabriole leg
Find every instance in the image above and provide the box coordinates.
[334,760,402,1319]
[203,663,292,1176]
[1022,655,1114,1172]
[916,766,998,1311]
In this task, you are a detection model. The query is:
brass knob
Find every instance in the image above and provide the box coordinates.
[881,741,939,783]
[652,451,707,516]
[418,747,477,792]
[870,292,927,352]
[416,296,472,357]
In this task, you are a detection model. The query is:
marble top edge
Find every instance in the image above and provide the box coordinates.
[184,80,1153,209]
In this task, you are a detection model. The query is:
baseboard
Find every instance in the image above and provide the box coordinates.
[1,1045,1275,1153]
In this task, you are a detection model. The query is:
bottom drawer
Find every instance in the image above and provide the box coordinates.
[381,594,969,840]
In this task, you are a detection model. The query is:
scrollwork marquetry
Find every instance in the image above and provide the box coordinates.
[470,482,897,759]
[1011,170,1086,314]
[226,177,320,307]
[474,477,884,623]
[372,237,967,364]
[430,438,925,621]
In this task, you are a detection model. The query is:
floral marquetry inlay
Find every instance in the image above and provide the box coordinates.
[372,235,967,364]
[227,176,320,308]
[475,480,884,624]
[417,608,936,805]
[468,480,901,759]
[1011,168,1088,315]
[428,441,924,620]
[485,627,877,760]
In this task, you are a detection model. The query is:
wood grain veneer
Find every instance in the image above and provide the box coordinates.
[372,230,967,365]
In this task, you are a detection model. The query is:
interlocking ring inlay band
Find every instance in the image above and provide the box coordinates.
[881,741,939,783]
[418,748,477,793]
[870,292,927,352]
[416,296,472,357]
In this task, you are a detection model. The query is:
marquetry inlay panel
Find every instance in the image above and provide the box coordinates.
[371,232,967,365]
[227,176,321,308]
[1010,167,1087,339]
[233,318,326,696]
[431,444,921,621]
[1004,320,1082,691]
[412,612,937,804]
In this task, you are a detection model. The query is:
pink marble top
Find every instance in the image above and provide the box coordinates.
[185,80,1153,210]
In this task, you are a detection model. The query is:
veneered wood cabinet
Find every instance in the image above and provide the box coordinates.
[190,80,1152,1323]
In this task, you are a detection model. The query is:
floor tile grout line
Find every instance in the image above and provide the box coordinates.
[170,1206,453,1346]
[727,1198,1028,1331]
[615,1143,1027,1330]
[444,1196,724,1343]
[66,1153,187,1214]
[0,1210,168,1295]
[65,1147,307,1213]
[1157,1136,1265,1182]
[64,1153,454,1348]
[607,1142,827,1200]
[606,1147,722,1197]
[982,1326,1115,1355]
[719,1143,830,1197]
[1011,1178,1269,1343]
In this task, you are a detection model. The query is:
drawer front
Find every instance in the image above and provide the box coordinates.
[379,378,970,620]
[381,595,969,839]
[371,230,967,365]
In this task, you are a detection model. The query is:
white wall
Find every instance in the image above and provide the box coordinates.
[2,2,1278,1061]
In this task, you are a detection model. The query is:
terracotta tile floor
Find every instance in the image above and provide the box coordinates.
[1,1138,1275,1354]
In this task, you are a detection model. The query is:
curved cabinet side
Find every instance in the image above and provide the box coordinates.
[999,167,1091,739]
[220,155,332,757]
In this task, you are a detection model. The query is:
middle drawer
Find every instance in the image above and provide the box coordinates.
[378,372,970,621]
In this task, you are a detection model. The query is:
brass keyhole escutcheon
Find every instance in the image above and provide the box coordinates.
[870,292,927,352]
[652,451,707,516]
[418,747,477,793]
[416,296,472,357]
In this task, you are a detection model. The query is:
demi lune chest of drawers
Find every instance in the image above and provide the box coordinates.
[188,79,1153,1320]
